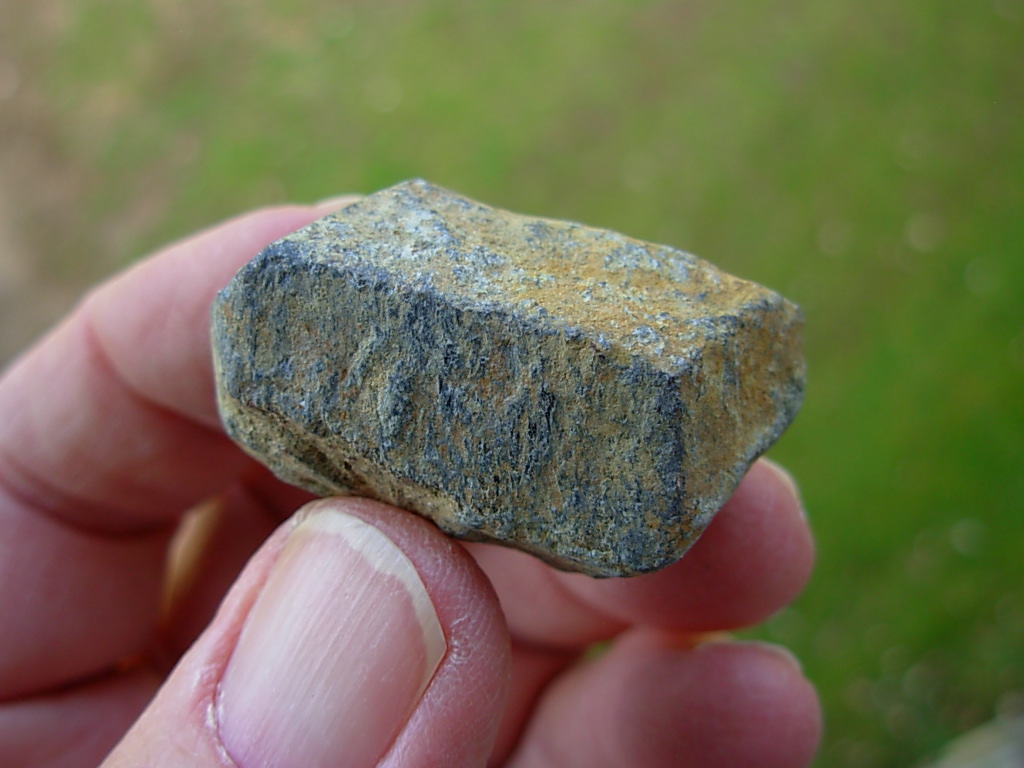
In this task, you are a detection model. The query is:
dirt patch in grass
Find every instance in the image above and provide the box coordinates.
[0,90,87,364]
[0,0,122,364]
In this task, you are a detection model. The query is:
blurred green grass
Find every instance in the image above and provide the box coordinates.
[4,0,1023,764]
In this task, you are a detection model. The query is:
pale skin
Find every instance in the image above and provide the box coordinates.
[0,200,821,767]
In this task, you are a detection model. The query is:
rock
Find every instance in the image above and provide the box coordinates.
[211,179,805,576]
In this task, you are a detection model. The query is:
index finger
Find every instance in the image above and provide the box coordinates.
[0,204,332,698]
[0,205,330,533]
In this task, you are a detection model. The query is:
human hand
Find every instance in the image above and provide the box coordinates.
[0,203,820,767]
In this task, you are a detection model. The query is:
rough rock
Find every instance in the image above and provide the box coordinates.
[212,179,805,576]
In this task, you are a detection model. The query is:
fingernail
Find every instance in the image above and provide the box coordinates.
[697,636,804,674]
[747,641,805,674]
[760,458,807,520]
[217,503,446,767]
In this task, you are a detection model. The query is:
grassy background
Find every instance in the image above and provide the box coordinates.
[2,1,1022,765]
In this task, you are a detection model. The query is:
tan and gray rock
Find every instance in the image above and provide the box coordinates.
[212,180,805,576]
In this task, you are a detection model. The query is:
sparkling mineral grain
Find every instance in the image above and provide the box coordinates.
[212,179,805,576]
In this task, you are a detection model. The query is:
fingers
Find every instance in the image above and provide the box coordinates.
[0,484,170,698]
[557,459,813,631]
[0,206,328,698]
[481,459,817,765]
[505,631,821,768]
[468,459,814,649]
[489,643,575,764]
[157,470,308,667]
[0,205,326,534]
[102,498,510,768]
[467,543,627,648]
[0,670,158,768]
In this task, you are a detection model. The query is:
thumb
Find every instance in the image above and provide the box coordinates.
[103,498,510,768]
